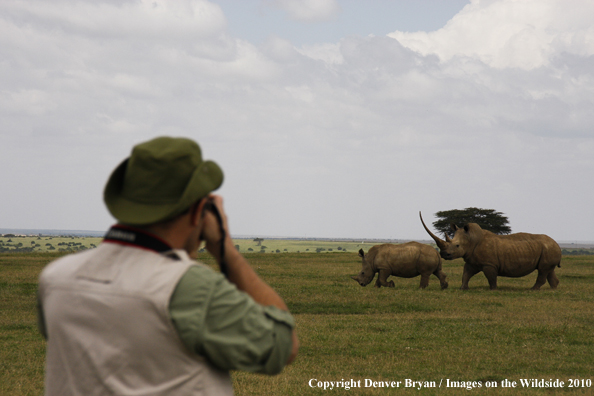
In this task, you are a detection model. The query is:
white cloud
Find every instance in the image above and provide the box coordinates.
[296,43,344,65]
[388,0,594,70]
[267,0,340,22]
[0,0,592,241]
[0,89,57,116]
[1,0,227,39]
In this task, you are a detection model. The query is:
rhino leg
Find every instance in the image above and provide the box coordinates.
[419,274,430,289]
[461,263,480,290]
[433,269,448,290]
[374,276,381,288]
[531,269,549,290]
[483,266,498,290]
[376,270,395,288]
[547,269,559,289]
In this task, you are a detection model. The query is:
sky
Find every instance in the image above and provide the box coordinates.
[1,0,593,242]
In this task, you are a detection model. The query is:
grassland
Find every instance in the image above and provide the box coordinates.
[0,235,396,254]
[1,248,593,395]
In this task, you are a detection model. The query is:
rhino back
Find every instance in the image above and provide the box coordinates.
[373,242,438,278]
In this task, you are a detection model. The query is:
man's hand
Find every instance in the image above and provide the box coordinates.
[199,195,231,261]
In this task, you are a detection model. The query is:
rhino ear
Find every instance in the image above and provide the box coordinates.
[358,248,364,258]
[450,223,459,232]
[464,224,470,232]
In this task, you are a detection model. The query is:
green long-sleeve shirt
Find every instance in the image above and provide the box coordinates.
[169,264,295,374]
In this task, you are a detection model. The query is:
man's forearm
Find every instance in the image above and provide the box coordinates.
[208,236,299,364]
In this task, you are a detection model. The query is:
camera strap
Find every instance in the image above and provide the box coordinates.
[103,225,172,253]
[202,202,228,278]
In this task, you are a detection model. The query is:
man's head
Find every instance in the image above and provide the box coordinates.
[104,137,223,225]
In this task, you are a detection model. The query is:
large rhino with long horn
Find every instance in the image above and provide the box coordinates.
[419,212,561,290]
[352,242,448,289]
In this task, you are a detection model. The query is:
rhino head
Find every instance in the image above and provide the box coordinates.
[419,212,480,260]
[351,248,375,286]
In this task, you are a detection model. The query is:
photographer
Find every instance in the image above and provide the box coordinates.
[37,136,298,395]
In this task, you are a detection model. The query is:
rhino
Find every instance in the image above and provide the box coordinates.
[419,212,561,290]
[352,242,448,289]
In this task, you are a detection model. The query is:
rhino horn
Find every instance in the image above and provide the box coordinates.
[419,211,447,249]
[351,275,359,282]
[445,233,452,242]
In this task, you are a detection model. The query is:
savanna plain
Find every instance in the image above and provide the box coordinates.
[1,237,593,395]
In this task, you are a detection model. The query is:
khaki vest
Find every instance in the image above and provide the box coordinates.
[38,243,234,396]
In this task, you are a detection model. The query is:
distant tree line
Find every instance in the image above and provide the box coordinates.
[562,248,594,256]
[0,239,95,253]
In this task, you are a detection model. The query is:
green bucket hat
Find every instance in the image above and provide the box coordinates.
[104,136,224,225]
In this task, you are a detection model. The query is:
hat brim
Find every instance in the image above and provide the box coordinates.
[104,158,223,225]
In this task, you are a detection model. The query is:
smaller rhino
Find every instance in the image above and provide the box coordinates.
[352,242,448,289]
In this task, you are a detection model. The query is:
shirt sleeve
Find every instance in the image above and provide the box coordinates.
[169,265,294,375]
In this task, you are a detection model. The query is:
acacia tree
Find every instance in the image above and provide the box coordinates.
[433,207,511,237]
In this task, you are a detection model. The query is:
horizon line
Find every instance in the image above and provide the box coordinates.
[1,228,594,245]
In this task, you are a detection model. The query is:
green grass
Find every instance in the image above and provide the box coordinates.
[233,239,377,253]
[2,250,594,395]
